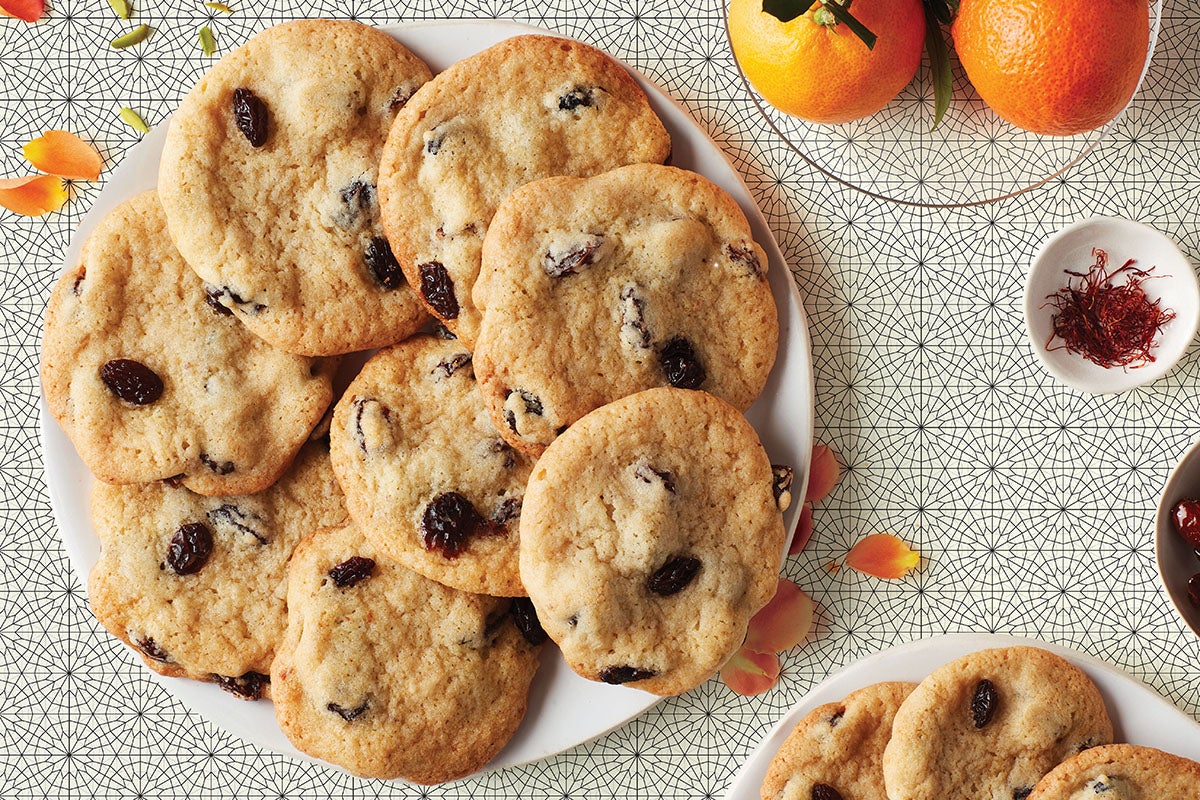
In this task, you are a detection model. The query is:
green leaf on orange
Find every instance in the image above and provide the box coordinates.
[761,0,817,23]
[924,8,953,131]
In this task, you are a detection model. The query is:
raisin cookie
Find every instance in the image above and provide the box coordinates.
[271,523,542,782]
[329,335,533,597]
[882,646,1115,800]
[519,387,788,696]
[158,20,433,356]
[41,190,334,495]
[1028,744,1200,800]
[473,163,778,458]
[87,442,348,698]
[762,682,918,800]
[377,34,671,347]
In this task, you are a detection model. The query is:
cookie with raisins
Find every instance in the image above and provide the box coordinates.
[41,190,334,495]
[271,523,542,782]
[519,388,787,696]
[882,647,1114,800]
[377,34,671,348]
[158,20,433,356]
[1028,744,1200,800]
[473,163,778,458]
[87,442,348,698]
[762,683,917,800]
[329,335,533,597]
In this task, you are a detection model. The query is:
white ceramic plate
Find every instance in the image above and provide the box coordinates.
[723,634,1200,800]
[39,20,814,779]
[1024,216,1199,394]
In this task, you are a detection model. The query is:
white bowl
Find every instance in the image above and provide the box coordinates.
[1156,438,1200,639]
[1024,217,1199,393]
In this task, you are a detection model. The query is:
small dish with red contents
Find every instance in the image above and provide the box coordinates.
[1156,440,1200,638]
[1024,217,1199,394]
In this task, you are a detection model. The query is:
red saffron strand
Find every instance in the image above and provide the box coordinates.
[1043,247,1175,369]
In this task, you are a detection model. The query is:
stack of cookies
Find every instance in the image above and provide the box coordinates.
[760,646,1200,800]
[41,20,792,783]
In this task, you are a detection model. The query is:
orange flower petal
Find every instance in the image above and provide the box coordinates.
[720,647,779,696]
[0,175,67,216]
[806,444,840,504]
[789,502,814,556]
[23,131,103,180]
[0,0,44,22]
[846,533,920,579]
[745,579,813,654]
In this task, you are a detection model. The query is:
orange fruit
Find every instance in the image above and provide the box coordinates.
[728,0,926,124]
[951,0,1149,136]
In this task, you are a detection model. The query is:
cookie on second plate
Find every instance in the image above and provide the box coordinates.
[41,190,334,495]
[882,646,1114,800]
[329,335,533,597]
[519,387,789,696]
[473,163,778,458]
[761,682,918,800]
[1028,744,1200,800]
[88,442,348,698]
[378,34,671,347]
[271,523,543,782]
[158,20,433,356]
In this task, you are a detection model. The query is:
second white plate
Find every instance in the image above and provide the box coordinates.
[723,634,1200,800]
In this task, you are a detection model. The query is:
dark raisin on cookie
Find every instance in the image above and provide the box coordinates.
[199,453,235,475]
[432,322,457,340]
[328,556,376,588]
[1012,787,1034,800]
[492,497,522,525]
[432,352,472,379]
[336,179,376,228]
[543,234,605,277]
[425,128,444,155]
[503,389,545,436]
[327,700,369,721]
[771,464,794,508]
[971,678,998,728]
[134,635,170,663]
[351,396,392,455]
[489,439,517,469]
[829,710,844,726]
[659,336,706,389]
[167,522,214,575]
[598,665,657,685]
[364,236,404,290]
[163,473,186,487]
[232,87,269,147]
[212,671,269,701]
[727,243,764,279]
[100,359,164,405]
[71,268,86,295]
[420,492,501,558]
[558,85,596,111]
[207,285,267,314]
[635,461,676,493]
[418,261,459,319]
[206,504,268,545]
[647,556,701,596]
[510,597,548,646]
[204,286,235,316]
[388,85,415,111]
[811,785,844,800]
[619,284,652,349]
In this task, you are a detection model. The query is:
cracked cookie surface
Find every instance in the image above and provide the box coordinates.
[518,387,785,696]
[882,646,1114,800]
[473,163,778,458]
[41,190,335,495]
[87,442,348,695]
[159,20,433,356]
[271,523,541,782]
[377,34,671,348]
[329,335,533,597]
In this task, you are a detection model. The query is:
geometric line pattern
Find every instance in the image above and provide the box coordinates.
[3,0,1199,797]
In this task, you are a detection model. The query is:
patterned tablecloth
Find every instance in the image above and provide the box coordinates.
[4,1,1199,797]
